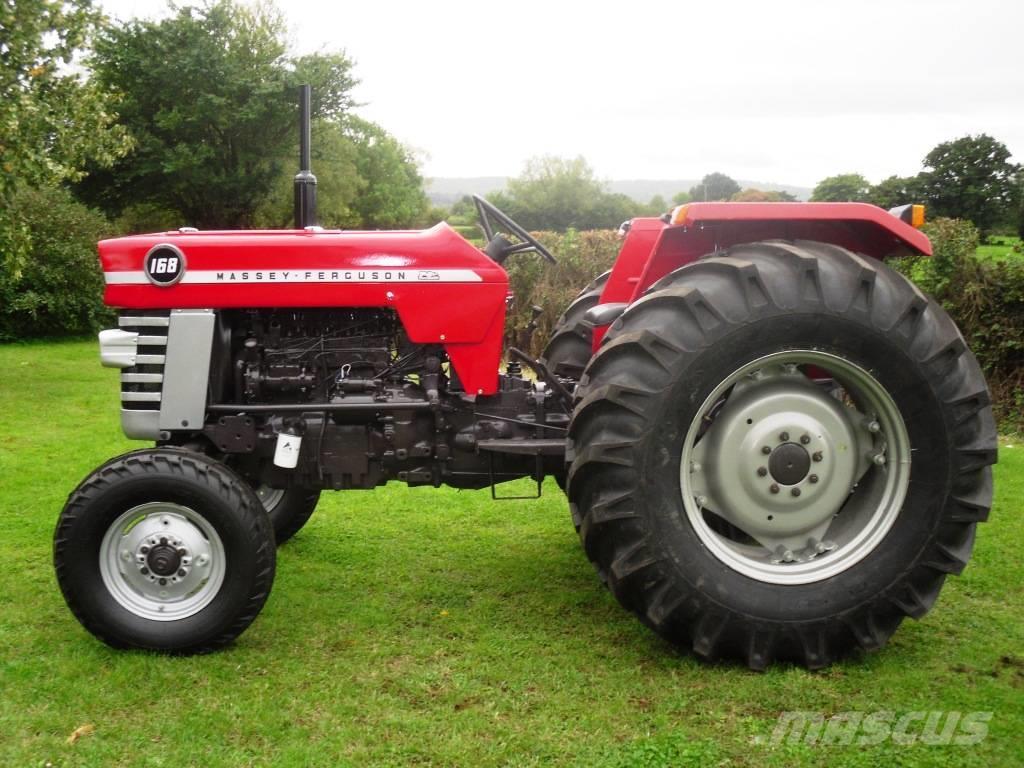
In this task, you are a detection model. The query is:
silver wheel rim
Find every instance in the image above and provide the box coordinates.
[99,502,227,621]
[680,350,911,585]
[254,484,284,514]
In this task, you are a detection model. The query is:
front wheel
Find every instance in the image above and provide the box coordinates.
[567,240,997,669]
[54,448,276,652]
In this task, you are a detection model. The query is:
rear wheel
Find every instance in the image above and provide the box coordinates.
[540,270,610,382]
[567,240,996,669]
[54,448,276,652]
[253,484,320,545]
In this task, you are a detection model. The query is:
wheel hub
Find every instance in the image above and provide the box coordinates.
[100,503,225,621]
[145,539,182,577]
[682,351,910,584]
[768,442,810,486]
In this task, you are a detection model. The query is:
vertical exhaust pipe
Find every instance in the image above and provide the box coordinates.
[293,84,318,229]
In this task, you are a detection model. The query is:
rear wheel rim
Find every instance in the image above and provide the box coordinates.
[254,484,284,514]
[99,502,226,620]
[679,350,911,585]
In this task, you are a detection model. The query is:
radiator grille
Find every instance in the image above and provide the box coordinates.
[118,310,170,412]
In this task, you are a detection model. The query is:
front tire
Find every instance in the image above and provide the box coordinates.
[54,448,276,653]
[568,240,997,669]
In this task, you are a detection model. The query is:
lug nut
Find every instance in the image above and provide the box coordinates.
[762,446,772,455]
[812,452,823,462]
[177,569,187,578]
[769,484,780,494]
[779,431,790,441]
[696,495,708,507]
[140,567,149,575]
[867,420,880,433]
[159,578,167,586]
[791,488,801,497]
[177,548,187,556]
[140,546,149,554]
[757,467,768,477]
[809,474,819,484]
[873,453,886,466]
[800,434,811,445]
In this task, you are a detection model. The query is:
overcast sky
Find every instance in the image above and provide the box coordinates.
[99,0,1022,188]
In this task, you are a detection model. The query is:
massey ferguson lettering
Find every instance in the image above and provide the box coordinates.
[103,267,482,285]
[214,270,406,281]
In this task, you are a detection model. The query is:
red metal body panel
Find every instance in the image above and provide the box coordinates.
[594,202,932,347]
[99,223,509,394]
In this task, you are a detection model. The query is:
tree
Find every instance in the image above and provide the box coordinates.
[490,156,638,231]
[79,0,358,228]
[920,134,1019,235]
[730,188,796,202]
[344,118,430,229]
[869,175,925,210]
[810,173,871,202]
[689,173,740,202]
[0,0,128,317]
[672,191,692,205]
[0,0,129,199]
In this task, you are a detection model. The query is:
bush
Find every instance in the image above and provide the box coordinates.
[0,186,113,340]
[503,229,622,355]
[893,218,1022,432]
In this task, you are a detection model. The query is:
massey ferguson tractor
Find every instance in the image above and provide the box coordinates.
[55,87,997,669]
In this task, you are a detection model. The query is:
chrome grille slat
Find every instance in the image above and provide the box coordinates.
[121,373,164,384]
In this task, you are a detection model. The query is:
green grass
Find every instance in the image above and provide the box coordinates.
[976,236,1022,262]
[1,340,1022,767]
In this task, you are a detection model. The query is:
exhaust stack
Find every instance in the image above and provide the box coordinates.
[293,84,317,229]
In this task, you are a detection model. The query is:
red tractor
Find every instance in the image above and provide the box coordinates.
[55,89,996,669]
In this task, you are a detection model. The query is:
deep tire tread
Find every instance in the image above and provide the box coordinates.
[567,239,997,669]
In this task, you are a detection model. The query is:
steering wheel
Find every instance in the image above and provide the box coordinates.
[472,195,557,264]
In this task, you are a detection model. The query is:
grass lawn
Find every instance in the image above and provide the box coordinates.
[976,236,1022,262]
[1,340,1021,767]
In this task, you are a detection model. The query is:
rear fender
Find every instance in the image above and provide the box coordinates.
[594,202,932,348]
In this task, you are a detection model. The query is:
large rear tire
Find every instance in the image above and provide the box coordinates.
[539,270,610,382]
[567,240,997,669]
[54,448,276,653]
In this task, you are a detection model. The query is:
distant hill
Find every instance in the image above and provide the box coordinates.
[426,177,812,206]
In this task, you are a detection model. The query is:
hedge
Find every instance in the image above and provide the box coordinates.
[0,185,113,341]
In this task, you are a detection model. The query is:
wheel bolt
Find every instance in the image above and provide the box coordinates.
[762,446,772,455]
[757,467,768,477]
[779,431,790,441]
[800,434,810,445]
[809,474,819,483]
[791,488,801,497]
[812,452,823,462]
[769,484,780,494]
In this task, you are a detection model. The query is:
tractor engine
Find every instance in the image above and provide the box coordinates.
[150,308,569,493]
